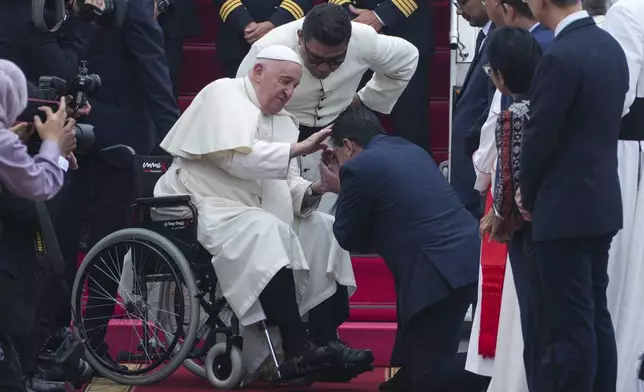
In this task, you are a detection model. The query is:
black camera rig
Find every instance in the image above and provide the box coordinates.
[19,62,101,153]
[31,0,129,32]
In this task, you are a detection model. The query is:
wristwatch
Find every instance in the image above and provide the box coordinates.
[157,0,172,15]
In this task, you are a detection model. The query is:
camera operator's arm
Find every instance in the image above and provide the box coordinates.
[0,129,64,202]
[20,15,97,86]
[123,0,180,144]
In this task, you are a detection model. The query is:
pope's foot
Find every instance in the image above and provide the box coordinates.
[279,342,336,380]
[324,339,374,365]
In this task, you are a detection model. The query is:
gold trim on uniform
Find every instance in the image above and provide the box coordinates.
[220,0,243,22]
[329,0,352,5]
[280,0,305,19]
[392,0,417,17]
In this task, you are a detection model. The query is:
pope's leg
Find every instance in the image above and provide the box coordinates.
[293,213,372,367]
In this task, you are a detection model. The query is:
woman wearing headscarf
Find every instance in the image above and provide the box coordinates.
[0,59,73,201]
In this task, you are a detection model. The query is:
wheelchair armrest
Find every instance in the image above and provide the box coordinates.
[132,195,192,207]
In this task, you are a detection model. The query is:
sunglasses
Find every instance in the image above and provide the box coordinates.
[303,43,346,67]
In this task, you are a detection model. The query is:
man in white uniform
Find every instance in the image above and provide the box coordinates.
[154,45,373,379]
[603,2,644,391]
[236,3,419,216]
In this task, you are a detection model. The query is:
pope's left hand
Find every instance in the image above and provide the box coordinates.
[349,5,384,32]
[319,161,341,194]
[245,21,275,44]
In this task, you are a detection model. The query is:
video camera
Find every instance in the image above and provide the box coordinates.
[19,62,100,153]
[31,0,128,32]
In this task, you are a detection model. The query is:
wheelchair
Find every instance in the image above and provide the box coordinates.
[69,148,287,388]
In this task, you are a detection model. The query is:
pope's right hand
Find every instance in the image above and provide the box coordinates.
[291,126,333,157]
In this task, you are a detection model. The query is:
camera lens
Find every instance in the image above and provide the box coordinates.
[73,123,96,153]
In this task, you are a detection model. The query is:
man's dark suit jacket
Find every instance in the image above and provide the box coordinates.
[333,134,479,328]
[84,0,180,155]
[451,24,495,218]
[519,17,629,241]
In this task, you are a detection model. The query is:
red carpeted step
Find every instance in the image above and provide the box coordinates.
[84,366,394,391]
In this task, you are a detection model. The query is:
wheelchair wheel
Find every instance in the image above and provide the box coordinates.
[71,228,200,386]
[205,342,244,389]
[158,279,236,379]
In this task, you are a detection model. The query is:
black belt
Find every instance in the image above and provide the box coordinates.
[619,97,644,141]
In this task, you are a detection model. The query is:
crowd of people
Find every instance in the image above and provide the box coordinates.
[0,0,642,391]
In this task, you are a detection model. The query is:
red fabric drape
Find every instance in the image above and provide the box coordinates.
[477,191,508,358]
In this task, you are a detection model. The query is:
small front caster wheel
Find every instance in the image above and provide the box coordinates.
[205,342,244,389]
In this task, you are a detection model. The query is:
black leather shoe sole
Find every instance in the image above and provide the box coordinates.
[313,362,374,383]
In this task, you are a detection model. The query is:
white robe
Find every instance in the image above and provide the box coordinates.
[236,19,420,214]
[466,90,529,392]
[603,4,644,391]
[152,77,356,376]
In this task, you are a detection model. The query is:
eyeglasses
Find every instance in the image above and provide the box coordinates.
[302,43,346,67]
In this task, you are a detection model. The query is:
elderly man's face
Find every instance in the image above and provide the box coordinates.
[252,60,302,115]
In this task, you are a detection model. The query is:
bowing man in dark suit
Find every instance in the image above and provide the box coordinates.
[519,0,629,390]
[451,0,494,219]
[156,0,201,97]
[323,106,487,392]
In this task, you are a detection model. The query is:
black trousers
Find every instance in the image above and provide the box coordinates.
[533,234,618,392]
[507,224,544,392]
[0,334,26,392]
[256,268,350,357]
[359,55,432,154]
[396,284,479,392]
[48,154,136,351]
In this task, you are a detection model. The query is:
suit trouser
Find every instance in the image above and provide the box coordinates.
[508,224,543,392]
[533,234,617,392]
[49,155,136,354]
[400,284,482,392]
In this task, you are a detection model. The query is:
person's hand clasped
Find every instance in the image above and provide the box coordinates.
[245,21,275,44]
[349,5,384,32]
[34,97,69,150]
[319,160,341,194]
[479,208,494,238]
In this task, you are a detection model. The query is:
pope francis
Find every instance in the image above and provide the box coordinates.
[153,45,372,380]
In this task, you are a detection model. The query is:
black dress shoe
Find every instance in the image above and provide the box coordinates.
[325,339,374,365]
[97,355,128,373]
[279,342,337,380]
[23,374,66,392]
[378,367,411,392]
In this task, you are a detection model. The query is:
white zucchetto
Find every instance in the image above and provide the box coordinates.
[255,45,302,66]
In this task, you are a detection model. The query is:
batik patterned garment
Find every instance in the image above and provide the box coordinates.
[493,100,530,233]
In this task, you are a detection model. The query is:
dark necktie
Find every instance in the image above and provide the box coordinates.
[474,30,486,58]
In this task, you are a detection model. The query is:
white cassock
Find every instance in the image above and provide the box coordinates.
[236,19,419,214]
[152,75,357,376]
[603,4,644,391]
[466,90,529,392]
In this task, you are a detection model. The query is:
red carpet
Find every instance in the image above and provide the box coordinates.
[84,367,391,391]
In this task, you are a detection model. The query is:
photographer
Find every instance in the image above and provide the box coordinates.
[0,61,77,392]
[0,60,75,202]
[0,0,105,86]
[48,0,180,367]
